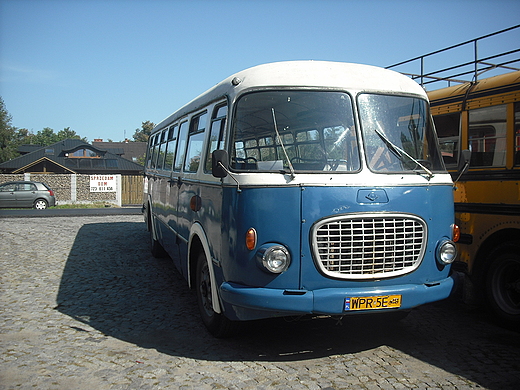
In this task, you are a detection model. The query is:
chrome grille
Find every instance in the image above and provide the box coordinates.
[311,213,426,279]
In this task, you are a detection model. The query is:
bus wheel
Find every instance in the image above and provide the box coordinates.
[195,252,237,338]
[486,243,520,323]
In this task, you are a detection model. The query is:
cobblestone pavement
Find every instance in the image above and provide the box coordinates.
[1,215,519,390]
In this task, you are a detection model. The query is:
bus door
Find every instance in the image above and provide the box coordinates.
[174,114,208,278]
[149,130,170,244]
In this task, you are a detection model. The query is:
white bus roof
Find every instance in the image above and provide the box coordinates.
[154,61,427,131]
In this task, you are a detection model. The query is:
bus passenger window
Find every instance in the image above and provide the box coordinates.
[469,105,507,167]
[164,124,178,171]
[146,134,156,169]
[156,130,168,170]
[204,104,227,173]
[259,136,276,162]
[294,130,324,167]
[174,121,189,171]
[185,112,208,172]
[150,134,161,169]
[433,113,460,167]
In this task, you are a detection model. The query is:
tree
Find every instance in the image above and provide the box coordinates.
[32,127,58,146]
[27,127,86,147]
[0,97,17,163]
[12,128,31,146]
[132,120,155,142]
[57,127,84,141]
[0,96,89,163]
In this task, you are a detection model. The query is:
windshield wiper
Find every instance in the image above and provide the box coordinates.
[272,108,296,180]
[374,126,434,180]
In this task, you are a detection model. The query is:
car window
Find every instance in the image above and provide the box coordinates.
[0,184,16,192]
[17,183,36,191]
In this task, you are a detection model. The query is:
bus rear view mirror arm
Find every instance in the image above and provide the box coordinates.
[455,149,471,183]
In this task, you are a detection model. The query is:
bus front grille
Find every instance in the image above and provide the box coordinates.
[311,213,426,279]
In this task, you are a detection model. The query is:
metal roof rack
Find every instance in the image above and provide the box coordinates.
[386,25,520,89]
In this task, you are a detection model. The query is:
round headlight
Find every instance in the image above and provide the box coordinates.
[437,240,457,265]
[256,245,291,274]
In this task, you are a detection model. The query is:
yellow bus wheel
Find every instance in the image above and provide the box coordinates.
[486,243,520,324]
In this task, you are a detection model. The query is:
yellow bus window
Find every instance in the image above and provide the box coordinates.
[469,105,507,167]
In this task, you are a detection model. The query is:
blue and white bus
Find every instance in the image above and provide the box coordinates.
[143,61,458,337]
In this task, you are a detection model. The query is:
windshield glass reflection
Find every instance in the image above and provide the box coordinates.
[359,94,445,174]
[231,91,360,172]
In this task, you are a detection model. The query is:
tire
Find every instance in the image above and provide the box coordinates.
[33,199,48,210]
[485,243,520,323]
[195,251,237,338]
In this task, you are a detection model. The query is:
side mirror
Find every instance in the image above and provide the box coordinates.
[458,149,471,173]
[212,149,229,178]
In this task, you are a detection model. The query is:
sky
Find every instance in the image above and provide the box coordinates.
[1,0,519,143]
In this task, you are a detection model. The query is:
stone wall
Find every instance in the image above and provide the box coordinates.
[0,174,121,206]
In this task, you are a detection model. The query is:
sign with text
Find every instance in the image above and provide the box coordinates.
[90,175,116,192]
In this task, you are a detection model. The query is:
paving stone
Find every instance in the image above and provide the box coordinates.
[1,215,520,389]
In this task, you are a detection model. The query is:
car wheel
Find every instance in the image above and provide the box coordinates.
[486,243,520,323]
[195,251,237,338]
[33,199,48,210]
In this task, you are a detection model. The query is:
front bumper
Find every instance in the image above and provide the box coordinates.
[219,275,456,320]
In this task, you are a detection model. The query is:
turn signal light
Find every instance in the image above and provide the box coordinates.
[452,224,460,243]
[190,195,202,212]
[246,228,257,251]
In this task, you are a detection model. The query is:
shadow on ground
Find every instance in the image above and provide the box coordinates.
[56,221,520,389]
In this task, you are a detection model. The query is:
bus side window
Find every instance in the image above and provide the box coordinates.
[469,105,507,167]
[174,121,189,171]
[164,124,178,171]
[184,112,208,172]
[146,134,156,169]
[156,129,168,170]
[150,133,161,169]
[434,112,460,167]
[204,104,227,173]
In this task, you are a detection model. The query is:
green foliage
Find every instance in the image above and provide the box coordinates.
[0,97,18,163]
[132,120,155,142]
[0,96,90,163]
[1,95,151,164]
[30,126,86,146]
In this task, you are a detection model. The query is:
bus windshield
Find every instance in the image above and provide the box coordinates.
[231,91,360,172]
[359,94,445,174]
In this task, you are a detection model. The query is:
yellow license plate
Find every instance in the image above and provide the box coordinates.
[345,295,402,311]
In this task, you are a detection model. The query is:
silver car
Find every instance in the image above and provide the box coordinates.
[0,181,56,209]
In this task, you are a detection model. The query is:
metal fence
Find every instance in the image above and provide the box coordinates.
[386,25,520,89]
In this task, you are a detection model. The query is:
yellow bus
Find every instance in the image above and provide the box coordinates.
[386,25,520,323]
[430,71,520,324]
